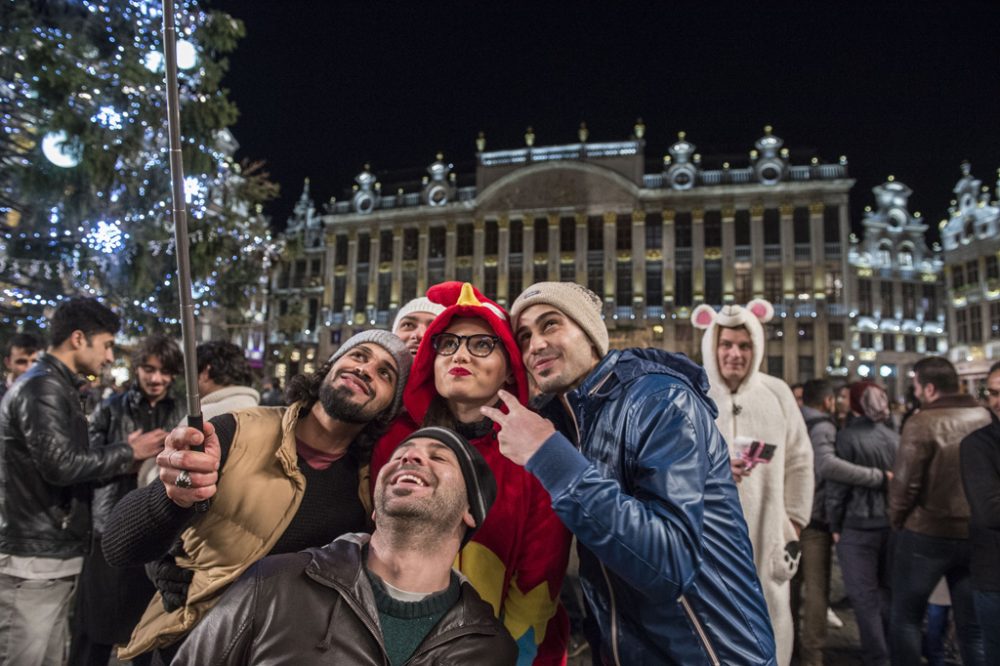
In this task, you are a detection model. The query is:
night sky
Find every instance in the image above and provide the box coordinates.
[208,2,1000,242]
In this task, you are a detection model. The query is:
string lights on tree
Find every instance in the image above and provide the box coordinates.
[0,0,278,334]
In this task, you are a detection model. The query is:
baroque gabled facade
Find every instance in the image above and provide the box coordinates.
[847,178,945,397]
[941,162,1000,391]
[268,124,862,386]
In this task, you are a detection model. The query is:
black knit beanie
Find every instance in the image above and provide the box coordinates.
[396,426,497,546]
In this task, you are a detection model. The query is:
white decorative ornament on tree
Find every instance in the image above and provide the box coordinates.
[41,131,81,168]
[175,39,197,70]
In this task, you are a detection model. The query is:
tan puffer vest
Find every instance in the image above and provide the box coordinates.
[120,404,371,659]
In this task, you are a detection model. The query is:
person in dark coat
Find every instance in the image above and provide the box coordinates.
[960,361,1000,665]
[826,381,898,666]
[69,335,186,666]
[173,427,516,666]
[0,298,162,666]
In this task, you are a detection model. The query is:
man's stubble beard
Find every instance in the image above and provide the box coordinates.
[319,381,374,424]
[374,474,467,548]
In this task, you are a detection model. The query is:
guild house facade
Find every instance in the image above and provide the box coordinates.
[269,122,945,395]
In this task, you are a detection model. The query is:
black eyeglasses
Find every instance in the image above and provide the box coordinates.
[431,333,501,358]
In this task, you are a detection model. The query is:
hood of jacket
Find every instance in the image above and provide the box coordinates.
[693,299,774,394]
[404,282,529,423]
[203,384,261,407]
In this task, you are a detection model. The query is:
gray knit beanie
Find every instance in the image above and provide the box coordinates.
[395,426,497,547]
[510,282,609,357]
[328,330,412,421]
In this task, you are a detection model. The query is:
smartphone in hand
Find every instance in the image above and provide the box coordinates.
[740,440,775,471]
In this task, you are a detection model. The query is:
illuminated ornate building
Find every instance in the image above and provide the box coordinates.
[846,179,945,397]
[941,162,1000,391]
[269,124,868,385]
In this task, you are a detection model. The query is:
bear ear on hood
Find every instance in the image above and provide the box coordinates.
[691,304,718,330]
[746,299,775,323]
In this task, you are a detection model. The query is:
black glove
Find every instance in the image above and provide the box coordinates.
[145,552,193,612]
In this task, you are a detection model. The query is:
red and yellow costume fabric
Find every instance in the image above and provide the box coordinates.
[371,282,570,665]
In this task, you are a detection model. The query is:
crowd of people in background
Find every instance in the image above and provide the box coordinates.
[0,283,997,666]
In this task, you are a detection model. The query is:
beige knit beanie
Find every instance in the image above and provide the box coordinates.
[510,282,609,356]
[392,297,445,333]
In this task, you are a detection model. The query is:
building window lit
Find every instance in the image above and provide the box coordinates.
[764,269,782,302]
[880,281,895,317]
[902,283,917,319]
[735,209,751,245]
[510,219,523,254]
[859,279,873,314]
[987,255,999,281]
[952,264,966,289]
[763,208,780,245]
[675,212,692,248]
[429,227,445,258]
[793,207,810,244]
[560,217,575,252]
[587,216,602,251]
[704,210,722,247]
[969,305,983,343]
[645,212,662,250]
[456,223,473,256]
[966,259,979,288]
[403,228,418,260]
[534,217,549,253]
[380,230,393,262]
[484,221,498,255]
[616,215,631,251]
[956,309,969,344]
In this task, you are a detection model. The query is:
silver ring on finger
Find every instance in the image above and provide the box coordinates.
[175,469,193,489]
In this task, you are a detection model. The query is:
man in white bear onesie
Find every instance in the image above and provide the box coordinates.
[693,300,814,666]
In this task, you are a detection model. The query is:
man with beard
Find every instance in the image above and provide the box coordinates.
[102,330,411,663]
[889,356,990,665]
[173,426,517,665]
[71,335,186,666]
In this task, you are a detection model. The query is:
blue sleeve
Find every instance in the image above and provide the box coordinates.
[526,388,706,598]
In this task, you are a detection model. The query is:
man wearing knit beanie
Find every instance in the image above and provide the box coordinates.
[393,296,446,355]
[482,282,776,664]
[101,331,414,663]
[173,425,515,665]
[327,329,413,423]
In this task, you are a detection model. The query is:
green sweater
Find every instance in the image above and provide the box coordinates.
[366,567,461,666]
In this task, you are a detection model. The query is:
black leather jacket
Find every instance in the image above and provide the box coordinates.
[0,353,134,558]
[173,533,517,665]
[88,384,184,534]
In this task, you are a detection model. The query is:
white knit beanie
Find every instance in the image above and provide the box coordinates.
[392,297,446,333]
[510,282,609,357]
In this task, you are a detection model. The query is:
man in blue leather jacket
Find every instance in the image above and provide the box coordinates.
[483,282,776,665]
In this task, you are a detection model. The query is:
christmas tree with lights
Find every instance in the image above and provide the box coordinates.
[0,0,277,339]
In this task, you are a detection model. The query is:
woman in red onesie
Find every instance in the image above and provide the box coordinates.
[371,281,570,665]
